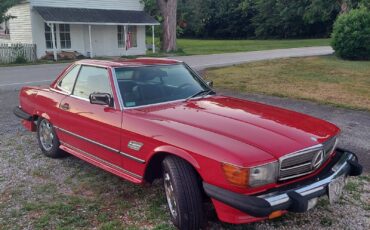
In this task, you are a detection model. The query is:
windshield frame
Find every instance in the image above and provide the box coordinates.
[113,63,215,110]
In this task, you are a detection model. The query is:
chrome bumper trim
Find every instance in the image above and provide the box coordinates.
[260,151,355,207]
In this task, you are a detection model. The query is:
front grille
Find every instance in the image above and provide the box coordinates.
[278,137,337,181]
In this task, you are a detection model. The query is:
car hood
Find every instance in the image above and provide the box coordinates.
[134,96,340,161]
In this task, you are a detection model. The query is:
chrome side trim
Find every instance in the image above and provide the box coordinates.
[70,94,90,102]
[61,141,142,179]
[119,151,146,164]
[54,126,146,164]
[55,126,119,152]
[49,87,70,95]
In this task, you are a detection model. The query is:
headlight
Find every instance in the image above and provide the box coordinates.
[222,161,278,188]
[249,161,278,187]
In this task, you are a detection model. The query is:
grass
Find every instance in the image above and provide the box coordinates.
[0,38,330,67]
[204,55,370,111]
[176,38,330,55]
[1,132,370,229]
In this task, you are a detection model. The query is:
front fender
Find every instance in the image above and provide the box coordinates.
[151,145,200,169]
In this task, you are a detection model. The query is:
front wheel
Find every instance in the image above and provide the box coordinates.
[162,156,204,230]
[37,118,65,158]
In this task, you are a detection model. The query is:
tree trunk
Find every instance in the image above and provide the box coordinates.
[337,0,349,14]
[157,0,177,52]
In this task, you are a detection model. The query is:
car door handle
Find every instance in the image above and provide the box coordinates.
[60,103,70,111]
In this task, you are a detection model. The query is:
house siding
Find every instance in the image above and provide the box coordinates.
[83,25,146,57]
[32,13,147,58]
[7,3,33,44]
[6,1,149,58]
[30,0,144,11]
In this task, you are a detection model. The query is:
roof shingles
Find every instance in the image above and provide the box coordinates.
[33,6,159,25]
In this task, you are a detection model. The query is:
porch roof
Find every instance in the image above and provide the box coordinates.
[33,6,160,26]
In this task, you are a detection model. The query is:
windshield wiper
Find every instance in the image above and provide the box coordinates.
[185,89,215,102]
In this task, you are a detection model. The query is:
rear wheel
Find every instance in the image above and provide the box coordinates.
[162,156,203,230]
[37,118,65,158]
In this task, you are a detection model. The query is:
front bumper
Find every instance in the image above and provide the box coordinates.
[204,148,362,218]
[13,106,32,121]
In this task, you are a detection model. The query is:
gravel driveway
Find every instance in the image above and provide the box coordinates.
[1,87,369,229]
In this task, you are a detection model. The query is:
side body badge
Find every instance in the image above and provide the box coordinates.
[128,141,143,151]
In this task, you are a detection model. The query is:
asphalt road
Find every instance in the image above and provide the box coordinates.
[0,46,333,90]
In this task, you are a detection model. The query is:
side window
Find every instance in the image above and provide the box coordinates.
[73,66,112,100]
[57,65,80,93]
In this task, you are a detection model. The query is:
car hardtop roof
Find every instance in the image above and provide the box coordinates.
[75,58,183,68]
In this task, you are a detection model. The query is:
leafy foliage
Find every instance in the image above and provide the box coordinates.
[143,0,367,39]
[331,8,370,60]
[0,0,21,23]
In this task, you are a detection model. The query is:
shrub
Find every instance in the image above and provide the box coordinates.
[331,8,370,60]
[13,55,27,64]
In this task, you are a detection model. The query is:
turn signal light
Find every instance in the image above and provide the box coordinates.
[268,210,283,219]
[221,163,249,187]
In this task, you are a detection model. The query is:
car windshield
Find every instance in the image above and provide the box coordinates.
[114,64,211,108]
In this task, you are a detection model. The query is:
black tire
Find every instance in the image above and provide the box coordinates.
[162,156,203,230]
[36,118,65,158]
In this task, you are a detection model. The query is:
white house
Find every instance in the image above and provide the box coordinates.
[1,0,159,59]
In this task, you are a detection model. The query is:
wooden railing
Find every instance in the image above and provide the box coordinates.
[0,43,37,64]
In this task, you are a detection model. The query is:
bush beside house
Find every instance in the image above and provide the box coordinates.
[331,8,370,60]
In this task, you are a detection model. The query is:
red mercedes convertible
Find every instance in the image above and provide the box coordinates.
[14,58,362,229]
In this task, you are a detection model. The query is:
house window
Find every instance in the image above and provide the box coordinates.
[59,24,71,49]
[117,25,138,48]
[45,23,57,49]
[128,26,137,48]
[118,26,124,48]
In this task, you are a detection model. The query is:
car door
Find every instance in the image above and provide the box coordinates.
[56,65,123,168]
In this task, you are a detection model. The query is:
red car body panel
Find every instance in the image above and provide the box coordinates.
[17,59,342,224]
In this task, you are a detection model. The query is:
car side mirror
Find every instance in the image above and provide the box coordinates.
[89,93,113,107]
[206,81,214,88]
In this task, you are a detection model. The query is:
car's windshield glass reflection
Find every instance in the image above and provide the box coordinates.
[114,64,211,108]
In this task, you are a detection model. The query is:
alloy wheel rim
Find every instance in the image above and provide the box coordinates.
[164,172,178,218]
[39,120,54,151]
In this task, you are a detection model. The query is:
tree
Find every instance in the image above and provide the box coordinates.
[0,0,21,23]
[142,0,178,52]
[156,0,177,52]
[331,7,370,60]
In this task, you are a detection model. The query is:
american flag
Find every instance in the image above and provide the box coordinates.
[126,32,132,50]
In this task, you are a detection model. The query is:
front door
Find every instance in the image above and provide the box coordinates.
[57,65,123,167]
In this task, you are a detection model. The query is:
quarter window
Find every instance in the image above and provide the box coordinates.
[57,65,80,93]
[73,66,112,100]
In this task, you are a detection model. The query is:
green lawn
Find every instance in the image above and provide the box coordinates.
[204,55,370,110]
[146,38,331,56]
[1,38,331,66]
[176,38,331,55]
